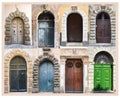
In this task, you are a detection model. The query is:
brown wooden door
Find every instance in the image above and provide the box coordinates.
[11,17,23,44]
[67,13,83,42]
[65,59,83,93]
[96,12,111,43]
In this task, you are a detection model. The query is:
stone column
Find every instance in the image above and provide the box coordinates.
[60,58,66,93]
[83,56,89,93]
[88,62,94,93]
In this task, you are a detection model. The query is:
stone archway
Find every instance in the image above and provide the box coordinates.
[61,6,88,46]
[32,4,59,47]
[5,8,30,45]
[93,51,114,91]
[33,54,60,93]
[89,5,116,44]
[4,49,32,93]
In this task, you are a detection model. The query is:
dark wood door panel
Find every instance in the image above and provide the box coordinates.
[96,19,111,43]
[67,13,83,42]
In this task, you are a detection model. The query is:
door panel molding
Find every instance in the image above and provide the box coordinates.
[65,59,83,93]
[39,61,54,92]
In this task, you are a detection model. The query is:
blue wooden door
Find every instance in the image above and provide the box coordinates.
[39,61,54,92]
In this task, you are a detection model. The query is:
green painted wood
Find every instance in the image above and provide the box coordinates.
[94,64,112,91]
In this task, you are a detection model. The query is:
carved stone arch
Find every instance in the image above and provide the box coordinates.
[5,9,30,45]
[4,49,32,93]
[94,51,114,64]
[32,4,58,47]
[61,7,88,46]
[89,5,116,44]
[33,54,60,93]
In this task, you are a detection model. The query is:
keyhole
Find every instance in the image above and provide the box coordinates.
[14,30,16,34]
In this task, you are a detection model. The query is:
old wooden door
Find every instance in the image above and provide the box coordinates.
[67,13,83,42]
[38,12,54,47]
[65,59,83,93]
[11,17,24,44]
[10,56,27,92]
[96,12,111,43]
[94,64,112,91]
[39,61,54,92]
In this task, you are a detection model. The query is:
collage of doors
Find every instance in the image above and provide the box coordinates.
[2,2,118,95]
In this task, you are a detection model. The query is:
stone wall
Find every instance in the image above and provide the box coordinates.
[3,3,118,94]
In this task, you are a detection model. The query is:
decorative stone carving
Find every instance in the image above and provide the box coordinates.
[71,6,78,12]
[33,54,60,93]
[89,4,116,44]
[4,49,32,93]
[5,9,30,45]
[61,7,88,46]
[32,4,59,47]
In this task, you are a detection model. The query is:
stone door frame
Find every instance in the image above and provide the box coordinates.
[32,5,59,48]
[60,56,89,93]
[33,54,60,93]
[88,49,116,93]
[61,7,88,46]
[89,5,116,45]
[5,9,30,45]
[4,49,32,93]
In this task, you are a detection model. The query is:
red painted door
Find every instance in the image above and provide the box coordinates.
[65,59,83,93]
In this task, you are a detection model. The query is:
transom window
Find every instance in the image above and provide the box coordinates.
[94,51,113,64]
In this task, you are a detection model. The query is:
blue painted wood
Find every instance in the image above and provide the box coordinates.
[39,61,54,92]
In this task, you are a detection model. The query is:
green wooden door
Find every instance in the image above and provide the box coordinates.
[94,64,112,91]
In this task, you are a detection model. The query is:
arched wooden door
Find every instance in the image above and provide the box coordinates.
[39,61,54,92]
[65,59,83,93]
[11,17,24,44]
[96,12,111,43]
[94,52,113,91]
[10,56,27,92]
[67,13,83,42]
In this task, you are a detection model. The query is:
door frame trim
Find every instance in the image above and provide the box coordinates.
[60,56,88,93]
[4,49,32,93]
[33,54,60,93]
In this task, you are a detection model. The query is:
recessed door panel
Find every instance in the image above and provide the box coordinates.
[94,64,112,91]
[39,61,54,92]
[65,59,83,93]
